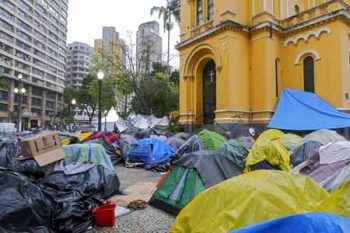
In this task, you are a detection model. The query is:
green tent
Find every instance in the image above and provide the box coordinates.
[149,141,247,215]
[197,129,226,151]
[149,166,205,214]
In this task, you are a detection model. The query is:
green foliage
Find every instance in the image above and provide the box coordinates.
[89,76,117,112]
[131,72,179,117]
[63,87,77,104]
[167,115,182,133]
[116,73,133,96]
[62,73,117,123]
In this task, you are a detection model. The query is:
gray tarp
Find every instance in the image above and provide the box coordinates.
[171,135,206,162]
[218,139,248,169]
[291,141,323,167]
[174,150,242,188]
[165,137,186,150]
[294,142,350,191]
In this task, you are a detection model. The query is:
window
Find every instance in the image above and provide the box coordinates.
[303,56,315,93]
[197,0,203,26]
[32,97,42,107]
[275,58,280,97]
[0,103,7,111]
[294,5,300,14]
[0,90,8,101]
[207,0,214,21]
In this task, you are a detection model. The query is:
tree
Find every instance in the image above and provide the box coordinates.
[151,0,180,66]
[131,72,178,117]
[89,76,117,113]
[76,74,97,123]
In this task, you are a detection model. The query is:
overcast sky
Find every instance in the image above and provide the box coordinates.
[67,0,180,67]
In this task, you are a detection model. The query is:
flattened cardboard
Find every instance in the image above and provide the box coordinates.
[19,132,64,167]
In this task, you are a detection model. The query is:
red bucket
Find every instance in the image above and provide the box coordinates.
[93,203,116,227]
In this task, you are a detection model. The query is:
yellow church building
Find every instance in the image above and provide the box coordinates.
[177,0,350,127]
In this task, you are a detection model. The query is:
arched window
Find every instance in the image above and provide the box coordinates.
[275,58,280,97]
[294,5,300,14]
[197,0,203,26]
[207,0,214,21]
[303,56,315,93]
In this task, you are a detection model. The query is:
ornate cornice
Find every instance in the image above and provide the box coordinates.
[176,7,350,50]
[176,20,249,50]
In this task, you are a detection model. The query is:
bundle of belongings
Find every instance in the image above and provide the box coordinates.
[0,131,121,233]
[61,131,122,165]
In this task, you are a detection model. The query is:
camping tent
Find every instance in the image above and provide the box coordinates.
[230,213,350,233]
[268,89,350,130]
[294,141,350,191]
[316,179,350,217]
[126,138,174,167]
[245,129,290,172]
[150,140,247,215]
[197,129,226,151]
[102,107,119,131]
[172,170,329,233]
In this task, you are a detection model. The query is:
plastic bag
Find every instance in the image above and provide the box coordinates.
[0,169,53,233]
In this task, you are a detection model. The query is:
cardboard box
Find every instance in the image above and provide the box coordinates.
[19,132,64,166]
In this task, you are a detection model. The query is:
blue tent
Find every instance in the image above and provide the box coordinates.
[127,138,174,166]
[230,213,350,233]
[268,89,350,130]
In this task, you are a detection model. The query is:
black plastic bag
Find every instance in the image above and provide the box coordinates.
[40,165,121,200]
[0,169,53,233]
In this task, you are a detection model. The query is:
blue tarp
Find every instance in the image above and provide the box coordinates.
[127,138,174,166]
[268,89,350,130]
[231,213,350,233]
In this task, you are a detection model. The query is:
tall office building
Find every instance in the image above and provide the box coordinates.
[136,21,162,73]
[96,26,125,75]
[66,42,92,88]
[0,0,68,128]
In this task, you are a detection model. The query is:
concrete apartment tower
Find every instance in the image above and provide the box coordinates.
[66,42,93,88]
[0,0,68,128]
[136,21,163,73]
[95,26,125,75]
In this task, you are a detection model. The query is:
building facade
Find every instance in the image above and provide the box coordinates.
[136,21,163,72]
[66,42,92,88]
[178,0,350,126]
[0,0,68,127]
[94,26,126,75]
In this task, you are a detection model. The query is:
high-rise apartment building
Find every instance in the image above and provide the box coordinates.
[136,21,162,73]
[66,42,92,88]
[0,0,68,128]
[94,26,125,75]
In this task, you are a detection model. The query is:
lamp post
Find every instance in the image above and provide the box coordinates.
[14,74,25,132]
[71,98,76,121]
[104,110,107,131]
[97,70,105,131]
[70,98,77,132]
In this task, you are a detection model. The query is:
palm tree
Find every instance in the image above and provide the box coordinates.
[151,0,180,66]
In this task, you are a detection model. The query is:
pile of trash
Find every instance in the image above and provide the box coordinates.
[0,128,121,232]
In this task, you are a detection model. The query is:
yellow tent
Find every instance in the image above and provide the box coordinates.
[315,180,350,217]
[61,132,94,145]
[245,129,290,172]
[172,170,329,233]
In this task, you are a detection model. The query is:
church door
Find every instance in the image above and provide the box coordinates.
[203,60,216,124]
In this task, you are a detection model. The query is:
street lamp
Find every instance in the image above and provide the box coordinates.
[97,70,105,131]
[15,74,25,132]
[71,98,77,120]
[104,110,107,131]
